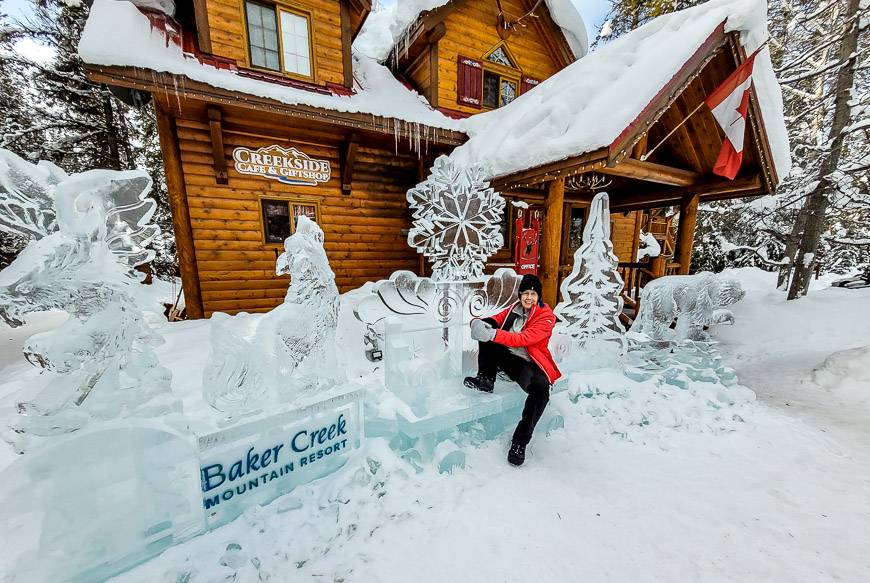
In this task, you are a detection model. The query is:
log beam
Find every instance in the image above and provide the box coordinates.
[600,158,700,187]
[340,0,354,88]
[340,133,359,195]
[608,175,763,211]
[541,178,565,307]
[155,104,204,319]
[675,193,700,274]
[207,106,228,185]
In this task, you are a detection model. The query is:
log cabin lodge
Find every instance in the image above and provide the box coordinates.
[80,0,788,321]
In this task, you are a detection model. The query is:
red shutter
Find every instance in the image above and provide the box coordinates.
[521,76,541,94]
[457,55,483,108]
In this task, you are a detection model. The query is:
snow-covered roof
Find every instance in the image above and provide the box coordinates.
[79,0,463,132]
[353,0,588,63]
[450,0,791,181]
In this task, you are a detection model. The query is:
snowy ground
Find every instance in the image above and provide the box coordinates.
[1,269,869,582]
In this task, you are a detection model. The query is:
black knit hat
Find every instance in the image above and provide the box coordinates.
[518,274,544,306]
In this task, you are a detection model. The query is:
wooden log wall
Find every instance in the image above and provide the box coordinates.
[205,0,345,87]
[439,0,561,115]
[610,212,641,264]
[176,116,421,316]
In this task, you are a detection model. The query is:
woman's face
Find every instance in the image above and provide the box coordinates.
[520,289,538,309]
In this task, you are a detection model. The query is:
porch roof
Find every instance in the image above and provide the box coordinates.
[449,0,791,187]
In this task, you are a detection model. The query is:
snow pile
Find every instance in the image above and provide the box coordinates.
[542,0,589,58]
[566,341,757,442]
[354,0,450,62]
[354,0,587,62]
[813,346,870,412]
[78,0,461,131]
[451,0,791,180]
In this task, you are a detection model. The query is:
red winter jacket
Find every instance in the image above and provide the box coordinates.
[488,301,562,384]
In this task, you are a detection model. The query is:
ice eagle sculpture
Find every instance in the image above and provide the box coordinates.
[202,215,340,416]
[0,149,176,449]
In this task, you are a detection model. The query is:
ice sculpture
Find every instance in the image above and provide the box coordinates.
[407,155,506,282]
[636,231,661,261]
[629,272,745,342]
[0,149,175,449]
[352,267,521,367]
[0,422,204,583]
[203,216,340,415]
[554,192,626,353]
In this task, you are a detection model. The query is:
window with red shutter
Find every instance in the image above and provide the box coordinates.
[521,76,541,94]
[457,55,483,108]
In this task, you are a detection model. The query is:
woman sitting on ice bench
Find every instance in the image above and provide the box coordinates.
[464,274,561,466]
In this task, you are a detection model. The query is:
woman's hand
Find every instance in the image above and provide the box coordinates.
[470,318,496,342]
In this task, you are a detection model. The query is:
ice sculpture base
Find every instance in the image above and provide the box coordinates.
[0,389,364,583]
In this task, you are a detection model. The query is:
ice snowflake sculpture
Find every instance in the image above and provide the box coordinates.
[203,216,340,415]
[0,149,175,449]
[554,192,626,350]
[407,156,505,282]
[629,272,745,342]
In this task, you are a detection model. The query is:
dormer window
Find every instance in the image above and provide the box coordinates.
[482,42,520,109]
[244,0,313,79]
[486,46,514,68]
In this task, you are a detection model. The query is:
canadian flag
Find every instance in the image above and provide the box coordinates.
[705,50,760,180]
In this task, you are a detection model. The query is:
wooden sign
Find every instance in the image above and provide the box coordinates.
[233,145,331,186]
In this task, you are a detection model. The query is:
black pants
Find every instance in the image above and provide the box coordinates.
[476,333,551,447]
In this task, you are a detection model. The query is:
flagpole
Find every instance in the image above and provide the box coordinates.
[639,38,771,163]
[639,101,706,162]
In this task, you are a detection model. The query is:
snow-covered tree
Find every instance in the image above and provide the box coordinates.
[1,1,178,275]
[554,192,626,348]
[601,0,870,292]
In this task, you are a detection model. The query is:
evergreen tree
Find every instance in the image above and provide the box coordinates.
[1,1,178,276]
[600,0,870,291]
[554,192,626,349]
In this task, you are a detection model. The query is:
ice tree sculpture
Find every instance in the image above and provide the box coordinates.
[407,156,505,282]
[203,216,340,415]
[0,149,175,448]
[629,272,745,342]
[554,192,626,351]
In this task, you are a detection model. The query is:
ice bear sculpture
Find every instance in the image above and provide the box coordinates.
[629,272,745,342]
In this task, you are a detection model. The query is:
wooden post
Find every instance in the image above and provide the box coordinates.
[155,103,205,319]
[675,193,700,275]
[540,177,565,307]
[339,0,354,88]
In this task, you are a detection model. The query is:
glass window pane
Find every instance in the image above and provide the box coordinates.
[483,71,499,109]
[283,54,297,73]
[264,30,278,50]
[262,199,291,243]
[250,46,265,67]
[282,34,296,54]
[500,79,517,106]
[246,3,261,26]
[265,50,280,71]
[246,3,280,71]
[295,17,308,36]
[296,56,310,76]
[280,11,311,75]
[262,7,277,29]
[292,204,317,228]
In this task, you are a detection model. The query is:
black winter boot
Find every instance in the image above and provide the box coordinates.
[507,443,526,466]
[464,374,495,393]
